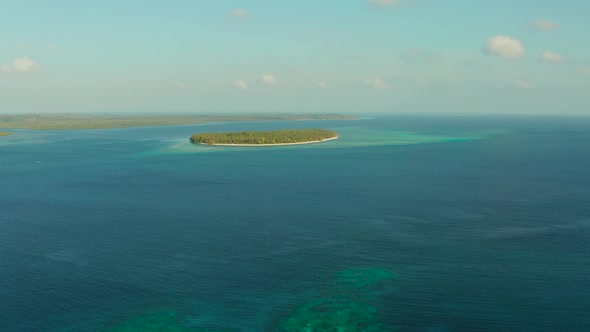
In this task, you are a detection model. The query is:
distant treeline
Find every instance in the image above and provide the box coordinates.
[0,113,355,130]
[0,132,12,137]
[190,129,339,145]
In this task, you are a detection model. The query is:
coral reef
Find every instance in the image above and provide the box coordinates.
[278,268,395,332]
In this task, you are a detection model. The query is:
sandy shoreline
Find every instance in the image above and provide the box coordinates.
[198,136,339,147]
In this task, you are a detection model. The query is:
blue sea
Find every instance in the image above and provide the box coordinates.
[1,115,589,331]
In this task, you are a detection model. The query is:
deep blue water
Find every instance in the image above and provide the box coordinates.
[1,115,589,331]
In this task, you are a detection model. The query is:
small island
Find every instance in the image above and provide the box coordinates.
[0,132,12,137]
[190,129,339,146]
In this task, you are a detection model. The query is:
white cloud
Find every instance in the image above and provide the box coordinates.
[233,80,249,90]
[531,19,559,31]
[365,78,388,89]
[400,48,441,64]
[541,51,564,63]
[175,82,188,90]
[578,68,590,75]
[516,80,533,89]
[1,56,40,72]
[316,82,328,89]
[231,8,248,18]
[483,36,526,59]
[369,0,401,8]
[259,74,278,86]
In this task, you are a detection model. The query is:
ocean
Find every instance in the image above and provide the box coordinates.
[0,115,589,331]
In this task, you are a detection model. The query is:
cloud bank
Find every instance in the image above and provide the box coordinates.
[259,74,278,86]
[531,19,559,30]
[231,9,248,18]
[541,51,564,63]
[516,80,533,89]
[316,82,328,89]
[233,80,249,90]
[365,78,388,89]
[483,36,526,59]
[1,56,40,72]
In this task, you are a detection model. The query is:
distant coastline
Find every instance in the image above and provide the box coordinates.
[0,114,355,130]
[199,136,339,147]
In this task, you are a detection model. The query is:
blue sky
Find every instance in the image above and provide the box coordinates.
[1,0,589,114]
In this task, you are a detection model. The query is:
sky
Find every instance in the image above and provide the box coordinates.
[1,0,589,114]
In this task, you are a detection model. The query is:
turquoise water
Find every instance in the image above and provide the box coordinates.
[1,115,589,331]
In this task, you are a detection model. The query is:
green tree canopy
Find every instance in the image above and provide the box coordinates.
[190,129,339,145]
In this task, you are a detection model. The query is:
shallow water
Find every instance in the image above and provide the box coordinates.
[1,115,589,331]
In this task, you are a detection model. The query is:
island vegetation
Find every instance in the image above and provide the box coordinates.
[0,132,12,137]
[0,113,354,130]
[190,128,339,145]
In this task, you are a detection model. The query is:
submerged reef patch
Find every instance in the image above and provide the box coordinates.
[102,310,233,332]
[101,268,395,331]
[337,268,395,290]
[103,311,187,332]
[279,298,383,332]
[278,268,395,332]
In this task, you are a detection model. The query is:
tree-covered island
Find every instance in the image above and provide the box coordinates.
[0,132,12,137]
[190,128,339,146]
